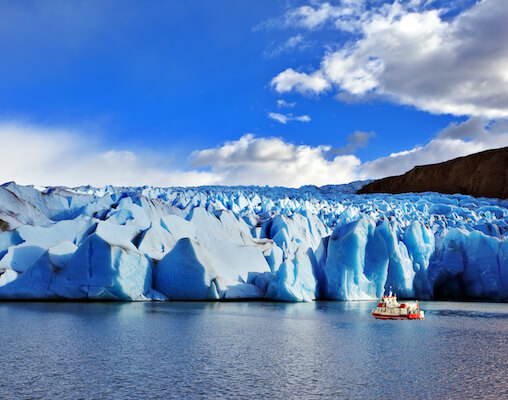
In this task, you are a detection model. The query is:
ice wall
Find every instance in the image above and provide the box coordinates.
[0,182,506,301]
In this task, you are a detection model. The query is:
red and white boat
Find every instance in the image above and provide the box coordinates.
[371,290,425,320]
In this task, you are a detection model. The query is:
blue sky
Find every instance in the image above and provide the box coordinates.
[0,0,507,187]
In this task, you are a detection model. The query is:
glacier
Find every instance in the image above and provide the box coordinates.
[0,181,506,302]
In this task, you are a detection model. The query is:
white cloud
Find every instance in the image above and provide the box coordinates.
[268,113,288,124]
[295,115,311,122]
[268,112,311,124]
[258,1,366,31]
[285,2,343,29]
[1,119,506,189]
[0,123,219,187]
[263,34,308,58]
[360,118,508,178]
[271,0,508,118]
[191,134,361,187]
[271,68,330,95]
[277,99,296,108]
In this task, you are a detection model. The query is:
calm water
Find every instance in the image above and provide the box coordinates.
[0,301,506,400]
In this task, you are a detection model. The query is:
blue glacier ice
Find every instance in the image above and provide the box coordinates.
[0,181,506,301]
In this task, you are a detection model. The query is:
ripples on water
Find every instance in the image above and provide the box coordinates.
[0,301,506,399]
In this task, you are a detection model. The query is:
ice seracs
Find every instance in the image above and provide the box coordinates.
[0,182,506,301]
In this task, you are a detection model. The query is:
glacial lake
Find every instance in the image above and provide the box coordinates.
[0,301,506,399]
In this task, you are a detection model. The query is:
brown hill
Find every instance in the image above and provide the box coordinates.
[357,147,508,199]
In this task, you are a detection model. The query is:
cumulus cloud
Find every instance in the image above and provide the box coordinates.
[0,123,219,187]
[1,119,506,189]
[190,120,506,186]
[361,118,508,178]
[190,134,361,187]
[268,112,311,124]
[270,0,508,118]
[271,68,330,95]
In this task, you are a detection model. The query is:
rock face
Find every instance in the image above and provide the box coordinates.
[0,182,506,301]
[358,147,508,199]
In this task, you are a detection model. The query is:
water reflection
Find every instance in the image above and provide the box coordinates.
[0,301,506,399]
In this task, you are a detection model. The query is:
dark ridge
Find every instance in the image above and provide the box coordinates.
[358,146,508,199]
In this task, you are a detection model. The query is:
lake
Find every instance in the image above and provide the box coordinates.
[0,301,506,399]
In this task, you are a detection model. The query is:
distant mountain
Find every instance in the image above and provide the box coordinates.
[358,147,508,199]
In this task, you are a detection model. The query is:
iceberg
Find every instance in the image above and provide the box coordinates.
[0,182,506,301]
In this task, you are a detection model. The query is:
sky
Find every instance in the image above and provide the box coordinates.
[0,0,507,188]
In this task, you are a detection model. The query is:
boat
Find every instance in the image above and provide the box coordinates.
[371,290,425,320]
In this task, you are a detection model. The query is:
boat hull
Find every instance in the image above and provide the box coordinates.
[371,313,409,320]
[371,312,424,320]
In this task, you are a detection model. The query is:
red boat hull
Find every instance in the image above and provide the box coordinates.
[371,313,408,320]
[371,312,424,320]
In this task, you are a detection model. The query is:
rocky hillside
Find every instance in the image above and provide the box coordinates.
[358,147,508,199]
